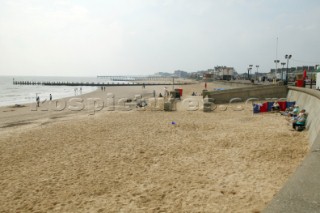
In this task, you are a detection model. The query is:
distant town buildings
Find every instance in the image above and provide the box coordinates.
[214,66,235,81]
[174,70,189,78]
[154,72,172,77]
[154,66,236,80]
[194,66,236,81]
[268,65,318,81]
[153,64,319,82]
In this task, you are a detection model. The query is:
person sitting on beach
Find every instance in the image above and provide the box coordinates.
[280,106,293,116]
[288,105,300,117]
[159,93,163,97]
[292,109,307,130]
[192,91,196,96]
[292,109,306,121]
[136,99,147,108]
[271,101,280,111]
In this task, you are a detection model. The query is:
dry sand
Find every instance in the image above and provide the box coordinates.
[0,82,309,212]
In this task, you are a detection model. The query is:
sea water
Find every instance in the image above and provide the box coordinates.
[0,76,116,107]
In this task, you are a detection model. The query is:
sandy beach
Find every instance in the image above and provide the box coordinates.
[0,82,308,212]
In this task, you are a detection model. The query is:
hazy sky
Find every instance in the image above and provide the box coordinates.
[0,0,320,76]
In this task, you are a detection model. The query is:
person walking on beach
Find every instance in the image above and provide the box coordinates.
[49,94,52,101]
[164,87,169,98]
[80,87,82,95]
[36,96,40,107]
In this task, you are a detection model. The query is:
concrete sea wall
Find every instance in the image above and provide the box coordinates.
[213,80,257,88]
[286,87,320,146]
[263,87,320,212]
[204,85,288,104]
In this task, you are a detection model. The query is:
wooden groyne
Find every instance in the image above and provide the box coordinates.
[97,75,177,81]
[12,80,191,87]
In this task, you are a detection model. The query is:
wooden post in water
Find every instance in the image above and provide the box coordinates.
[172,77,175,90]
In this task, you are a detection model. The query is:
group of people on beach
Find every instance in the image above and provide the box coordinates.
[36,94,53,107]
[279,104,308,131]
[74,87,82,96]
[271,101,307,131]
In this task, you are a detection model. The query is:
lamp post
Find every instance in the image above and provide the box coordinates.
[285,54,292,85]
[281,62,286,81]
[256,65,259,80]
[274,60,280,81]
[247,65,253,80]
[172,76,175,90]
[311,65,318,89]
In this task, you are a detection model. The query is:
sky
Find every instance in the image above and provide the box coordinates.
[0,0,320,76]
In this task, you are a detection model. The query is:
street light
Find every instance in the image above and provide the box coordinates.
[274,60,280,80]
[247,67,252,80]
[281,62,286,81]
[311,64,319,89]
[256,65,259,80]
[248,65,253,80]
[285,54,292,85]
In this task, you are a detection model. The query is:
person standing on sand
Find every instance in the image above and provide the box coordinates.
[164,87,169,97]
[49,94,52,101]
[36,96,40,107]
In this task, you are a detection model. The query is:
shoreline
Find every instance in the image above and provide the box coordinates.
[0,77,196,108]
[0,83,198,131]
[0,87,99,108]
